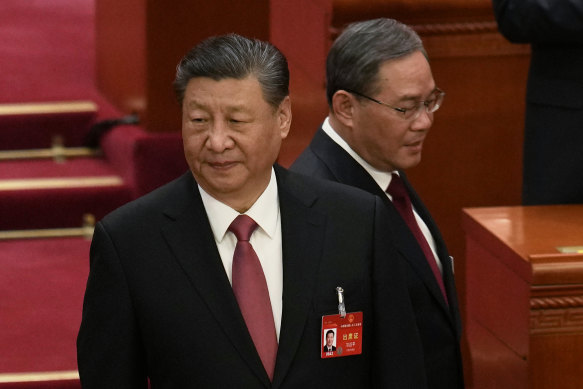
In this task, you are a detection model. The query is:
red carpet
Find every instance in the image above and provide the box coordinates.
[0,237,89,387]
[0,0,95,104]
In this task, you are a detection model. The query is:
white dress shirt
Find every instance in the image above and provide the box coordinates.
[198,168,284,339]
[322,117,442,273]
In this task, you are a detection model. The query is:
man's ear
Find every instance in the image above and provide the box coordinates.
[331,90,355,127]
[277,96,292,140]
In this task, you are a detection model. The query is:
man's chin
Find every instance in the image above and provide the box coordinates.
[397,154,423,171]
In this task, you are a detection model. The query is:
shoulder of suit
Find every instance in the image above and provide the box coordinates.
[100,172,193,227]
[278,166,378,207]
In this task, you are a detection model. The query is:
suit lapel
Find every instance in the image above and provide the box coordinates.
[309,129,453,316]
[160,173,270,387]
[309,129,382,195]
[386,172,451,313]
[271,166,326,388]
[400,173,462,332]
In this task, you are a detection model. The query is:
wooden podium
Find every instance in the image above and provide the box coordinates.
[462,205,583,388]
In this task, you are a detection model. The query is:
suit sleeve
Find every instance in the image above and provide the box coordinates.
[492,0,583,43]
[77,222,148,388]
[370,197,428,388]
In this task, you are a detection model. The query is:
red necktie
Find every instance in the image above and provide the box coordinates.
[386,174,448,304]
[229,215,278,380]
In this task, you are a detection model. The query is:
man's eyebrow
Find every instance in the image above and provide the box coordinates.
[185,100,205,109]
[226,105,248,112]
[397,88,439,102]
[184,103,245,113]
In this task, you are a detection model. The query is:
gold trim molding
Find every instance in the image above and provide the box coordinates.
[0,226,94,240]
[0,147,101,161]
[530,307,583,335]
[0,370,79,383]
[531,296,583,310]
[412,21,499,36]
[0,214,95,241]
[0,176,123,191]
[0,101,97,116]
[530,295,583,335]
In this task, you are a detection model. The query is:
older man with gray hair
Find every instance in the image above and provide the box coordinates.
[77,33,427,388]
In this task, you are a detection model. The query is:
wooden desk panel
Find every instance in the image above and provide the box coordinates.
[467,318,528,388]
[463,205,583,389]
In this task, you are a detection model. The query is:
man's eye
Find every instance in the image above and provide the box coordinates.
[229,118,248,124]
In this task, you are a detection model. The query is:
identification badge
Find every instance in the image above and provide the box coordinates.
[321,311,363,358]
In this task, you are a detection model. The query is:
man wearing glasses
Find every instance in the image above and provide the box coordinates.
[292,18,463,388]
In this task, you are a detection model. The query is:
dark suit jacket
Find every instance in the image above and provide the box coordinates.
[291,129,464,388]
[77,165,427,388]
[492,0,583,204]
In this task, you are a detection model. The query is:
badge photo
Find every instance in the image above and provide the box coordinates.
[321,312,363,359]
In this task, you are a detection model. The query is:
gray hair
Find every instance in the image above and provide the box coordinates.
[173,34,289,108]
[326,18,427,107]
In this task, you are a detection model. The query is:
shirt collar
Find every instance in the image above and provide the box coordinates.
[198,168,279,243]
[322,117,398,191]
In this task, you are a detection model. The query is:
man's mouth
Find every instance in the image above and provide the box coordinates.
[208,161,238,169]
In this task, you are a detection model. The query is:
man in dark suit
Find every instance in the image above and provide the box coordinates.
[492,0,583,205]
[77,34,426,388]
[292,18,464,388]
[323,330,336,353]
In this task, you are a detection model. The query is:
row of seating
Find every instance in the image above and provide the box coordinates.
[0,100,186,388]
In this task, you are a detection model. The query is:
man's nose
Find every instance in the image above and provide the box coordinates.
[206,121,235,151]
[411,109,433,131]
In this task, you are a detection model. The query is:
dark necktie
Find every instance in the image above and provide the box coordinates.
[229,215,278,380]
[386,174,448,304]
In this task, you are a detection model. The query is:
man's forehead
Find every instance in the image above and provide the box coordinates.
[186,74,258,87]
[183,76,264,105]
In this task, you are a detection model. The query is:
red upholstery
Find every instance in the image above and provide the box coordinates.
[101,125,187,197]
[0,109,97,150]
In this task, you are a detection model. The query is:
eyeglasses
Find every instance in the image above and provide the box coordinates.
[345,88,445,121]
